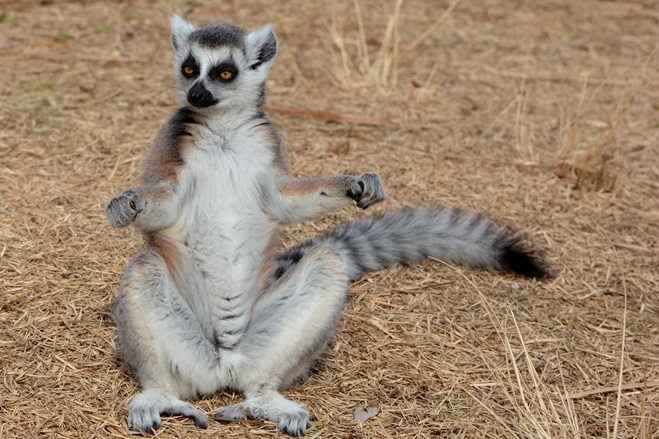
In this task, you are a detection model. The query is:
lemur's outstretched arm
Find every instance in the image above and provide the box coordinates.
[106,108,193,232]
[105,183,178,231]
[271,173,386,224]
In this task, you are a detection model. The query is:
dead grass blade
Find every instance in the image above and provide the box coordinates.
[590,224,629,439]
[401,0,463,58]
[569,381,659,400]
[324,0,403,88]
[263,104,388,125]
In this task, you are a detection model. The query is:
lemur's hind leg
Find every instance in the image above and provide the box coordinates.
[115,250,227,432]
[217,244,350,436]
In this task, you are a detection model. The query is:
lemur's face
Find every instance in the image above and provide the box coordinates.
[170,15,277,110]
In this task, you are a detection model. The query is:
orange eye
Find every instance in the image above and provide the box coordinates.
[183,66,194,75]
[220,70,233,80]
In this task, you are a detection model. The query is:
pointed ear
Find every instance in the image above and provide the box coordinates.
[170,14,196,51]
[245,25,277,70]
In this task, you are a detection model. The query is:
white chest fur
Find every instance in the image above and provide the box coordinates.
[176,124,278,347]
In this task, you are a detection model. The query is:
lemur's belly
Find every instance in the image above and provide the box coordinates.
[185,205,272,295]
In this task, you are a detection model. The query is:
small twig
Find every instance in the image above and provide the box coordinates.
[569,381,659,399]
[370,299,403,308]
[612,242,654,253]
[10,53,143,63]
[353,281,456,295]
[213,417,265,426]
[482,65,640,86]
[263,104,388,126]
[385,281,457,294]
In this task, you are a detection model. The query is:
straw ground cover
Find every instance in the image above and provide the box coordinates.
[1,0,657,437]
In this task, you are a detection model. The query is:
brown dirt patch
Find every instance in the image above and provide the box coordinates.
[1,0,657,437]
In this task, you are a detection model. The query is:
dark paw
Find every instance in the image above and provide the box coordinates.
[105,189,145,228]
[348,173,386,209]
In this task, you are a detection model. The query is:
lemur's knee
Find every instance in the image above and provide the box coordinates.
[275,242,349,286]
[299,245,349,288]
[305,244,345,268]
[123,250,167,279]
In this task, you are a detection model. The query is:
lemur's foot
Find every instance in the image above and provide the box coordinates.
[127,390,208,433]
[348,173,386,209]
[105,190,145,228]
[215,393,311,437]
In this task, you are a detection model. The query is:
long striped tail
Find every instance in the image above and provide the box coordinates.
[275,205,550,281]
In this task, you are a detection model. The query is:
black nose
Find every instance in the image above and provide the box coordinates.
[187,82,217,108]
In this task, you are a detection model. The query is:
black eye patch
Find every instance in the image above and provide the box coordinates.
[181,54,200,79]
[209,62,238,83]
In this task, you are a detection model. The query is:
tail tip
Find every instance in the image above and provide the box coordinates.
[501,244,552,280]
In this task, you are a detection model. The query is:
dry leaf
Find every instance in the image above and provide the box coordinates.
[354,406,378,423]
[553,163,570,179]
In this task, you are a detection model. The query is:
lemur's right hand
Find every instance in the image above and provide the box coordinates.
[105,190,145,228]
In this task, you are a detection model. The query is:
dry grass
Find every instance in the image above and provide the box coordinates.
[553,54,653,191]
[1,0,658,438]
[324,0,462,89]
[325,0,404,88]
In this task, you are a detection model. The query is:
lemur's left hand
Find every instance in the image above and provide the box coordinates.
[348,173,387,210]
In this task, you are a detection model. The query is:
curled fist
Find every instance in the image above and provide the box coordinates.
[347,173,386,210]
[105,190,145,228]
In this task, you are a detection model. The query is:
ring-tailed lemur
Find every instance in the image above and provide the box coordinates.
[105,14,550,437]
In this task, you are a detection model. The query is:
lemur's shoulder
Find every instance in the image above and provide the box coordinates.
[141,107,202,184]
[251,110,290,177]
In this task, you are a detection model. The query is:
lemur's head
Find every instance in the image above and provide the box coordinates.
[170,14,277,111]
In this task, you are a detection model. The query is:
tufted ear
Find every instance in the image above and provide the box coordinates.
[245,25,277,70]
[170,14,196,51]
